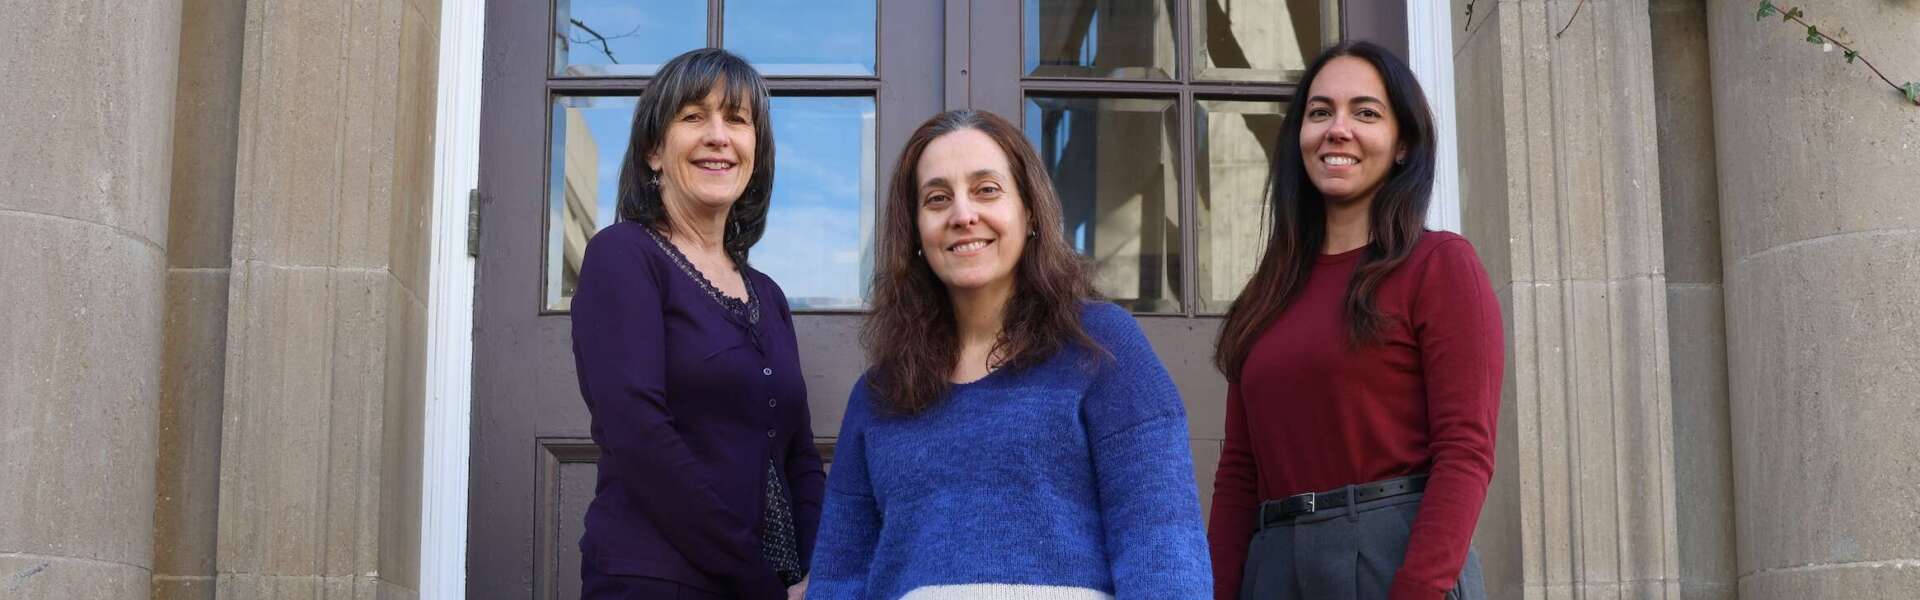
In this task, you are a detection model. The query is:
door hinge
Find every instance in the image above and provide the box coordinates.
[466,188,481,258]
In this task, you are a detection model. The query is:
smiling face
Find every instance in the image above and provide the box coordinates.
[1299,56,1404,207]
[914,128,1030,296]
[647,85,757,211]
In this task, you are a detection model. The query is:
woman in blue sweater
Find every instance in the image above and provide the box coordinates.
[807,110,1212,599]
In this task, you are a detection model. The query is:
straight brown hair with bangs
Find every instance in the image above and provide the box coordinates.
[862,110,1102,416]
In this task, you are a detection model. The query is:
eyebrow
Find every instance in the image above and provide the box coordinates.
[1307,95,1387,106]
[920,169,1006,190]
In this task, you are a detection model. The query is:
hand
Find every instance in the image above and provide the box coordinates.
[786,577,808,600]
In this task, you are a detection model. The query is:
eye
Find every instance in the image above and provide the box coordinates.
[1357,107,1383,120]
[679,111,703,123]
[1307,107,1332,119]
[975,183,1002,198]
[726,112,751,125]
[922,192,950,206]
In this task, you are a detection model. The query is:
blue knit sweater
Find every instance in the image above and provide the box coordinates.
[808,302,1212,599]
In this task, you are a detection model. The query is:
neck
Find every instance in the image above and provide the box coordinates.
[949,280,1013,354]
[661,190,730,254]
[1322,192,1373,254]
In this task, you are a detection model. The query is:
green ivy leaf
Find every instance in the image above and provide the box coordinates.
[1786,7,1805,21]
[1904,82,1920,104]
[1805,25,1822,44]
[1757,0,1777,20]
[1843,49,1858,64]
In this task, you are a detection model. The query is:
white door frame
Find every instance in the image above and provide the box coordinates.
[414,3,1460,597]
[420,0,483,598]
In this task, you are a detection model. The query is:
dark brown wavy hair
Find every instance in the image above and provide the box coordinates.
[1213,40,1438,382]
[862,110,1101,415]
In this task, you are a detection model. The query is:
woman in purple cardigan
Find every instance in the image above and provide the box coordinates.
[570,48,822,600]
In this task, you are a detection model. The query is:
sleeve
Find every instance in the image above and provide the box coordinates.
[1080,304,1214,598]
[1207,381,1258,600]
[569,232,783,600]
[1389,238,1505,600]
[803,382,882,599]
[775,292,828,573]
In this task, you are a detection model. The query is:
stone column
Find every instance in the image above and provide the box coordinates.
[151,0,248,598]
[1650,2,1737,599]
[0,2,182,599]
[213,0,439,597]
[1707,2,1920,598]
[1451,0,1684,597]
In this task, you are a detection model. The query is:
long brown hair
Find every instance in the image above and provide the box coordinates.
[1213,40,1438,382]
[863,110,1101,415]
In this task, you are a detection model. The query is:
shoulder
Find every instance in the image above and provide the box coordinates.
[744,265,793,314]
[1409,230,1482,265]
[582,221,665,271]
[1077,300,1145,347]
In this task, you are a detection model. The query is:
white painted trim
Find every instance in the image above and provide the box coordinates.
[1408,0,1463,233]
[420,1,483,598]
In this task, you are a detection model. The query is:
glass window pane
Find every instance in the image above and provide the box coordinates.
[1025,0,1177,79]
[553,0,706,77]
[545,95,877,311]
[753,96,878,309]
[725,0,876,76]
[1025,96,1182,313]
[1195,99,1286,313]
[1194,0,1324,82]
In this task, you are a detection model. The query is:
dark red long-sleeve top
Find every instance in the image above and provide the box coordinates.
[1208,231,1503,600]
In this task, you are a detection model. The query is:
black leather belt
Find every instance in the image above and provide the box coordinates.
[1256,474,1429,531]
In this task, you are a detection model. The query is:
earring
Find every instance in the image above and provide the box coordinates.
[646,172,661,189]
[915,248,923,257]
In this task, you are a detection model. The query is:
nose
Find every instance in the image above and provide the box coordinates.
[1325,114,1355,142]
[946,194,980,228]
[700,118,730,147]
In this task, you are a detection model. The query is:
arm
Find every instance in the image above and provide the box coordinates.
[1207,382,1258,600]
[802,384,882,600]
[1390,239,1504,600]
[1081,305,1214,598]
[570,232,782,600]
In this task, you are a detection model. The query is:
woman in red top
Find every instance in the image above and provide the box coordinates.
[1207,41,1502,600]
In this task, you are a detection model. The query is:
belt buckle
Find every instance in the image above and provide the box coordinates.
[1294,491,1317,514]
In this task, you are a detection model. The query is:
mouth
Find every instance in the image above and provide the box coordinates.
[947,238,995,254]
[692,158,737,173]
[1320,154,1359,167]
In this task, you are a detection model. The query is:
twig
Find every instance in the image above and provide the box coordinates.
[1555,0,1589,38]
[569,18,620,64]
[1463,0,1475,32]
[1761,3,1920,106]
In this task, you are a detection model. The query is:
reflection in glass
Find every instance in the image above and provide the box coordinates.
[546,96,877,311]
[1194,0,1323,81]
[753,97,878,309]
[553,0,705,76]
[1025,96,1181,313]
[725,0,876,76]
[1195,99,1285,313]
[1025,0,1177,79]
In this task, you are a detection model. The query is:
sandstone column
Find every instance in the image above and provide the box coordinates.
[0,2,183,598]
[1452,0,1684,597]
[1708,2,1920,597]
[214,0,439,596]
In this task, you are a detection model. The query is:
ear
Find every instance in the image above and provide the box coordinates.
[1395,143,1408,165]
[646,151,663,172]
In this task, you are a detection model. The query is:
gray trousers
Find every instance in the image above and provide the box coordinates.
[1239,490,1484,600]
